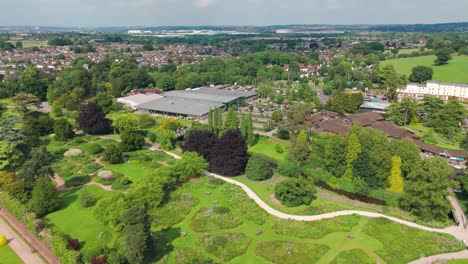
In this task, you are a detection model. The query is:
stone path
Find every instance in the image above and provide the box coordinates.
[0,216,44,264]
[0,207,61,264]
[163,150,468,263]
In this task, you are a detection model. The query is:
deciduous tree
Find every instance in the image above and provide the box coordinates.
[387,156,404,194]
[210,129,248,176]
[77,102,112,135]
[29,178,60,217]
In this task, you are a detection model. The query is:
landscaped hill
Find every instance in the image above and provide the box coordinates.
[381,55,468,84]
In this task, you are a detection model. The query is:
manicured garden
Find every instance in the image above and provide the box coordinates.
[381,55,468,83]
[248,136,287,161]
[0,245,23,264]
[151,176,464,264]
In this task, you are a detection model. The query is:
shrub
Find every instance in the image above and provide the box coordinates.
[120,130,145,152]
[68,239,80,251]
[274,177,316,207]
[54,118,75,141]
[81,163,102,175]
[103,144,124,164]
[277,160,303,177]
[81,143,103,155]
[148,132,157,143]
[277,128,290,140]
[72,137,85,144]
[275,144,284,153]
[138,114,157,129]
[91,256,107,264]
[65,175,91,188]
[245,155,274,181]
[80,189,97,208]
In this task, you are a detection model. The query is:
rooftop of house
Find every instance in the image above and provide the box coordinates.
[136,97,224,117]
[164,87,257,104]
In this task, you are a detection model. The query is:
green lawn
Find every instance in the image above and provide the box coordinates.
[8,40,48,48]
[0,245,23,264]
[398,48,423,55]
[248,136,287,161]
[381,55,468,84]
[45,186,118,256]
[153,176,464,264]
[404,124,463,150]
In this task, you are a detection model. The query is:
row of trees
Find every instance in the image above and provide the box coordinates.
[207,107,255,145]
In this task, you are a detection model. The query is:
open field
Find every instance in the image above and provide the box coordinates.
[45,185,118,256]
[0,245,23,264]
[248,136,287,161]
[398,48,423,54]
[381,55,468,84]
[404,124,463,150]
[7,40,48,48]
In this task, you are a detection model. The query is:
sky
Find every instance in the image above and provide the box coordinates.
[1,0,468,27]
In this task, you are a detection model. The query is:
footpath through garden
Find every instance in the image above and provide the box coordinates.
[163,150,468,263]
[0,206,60,264]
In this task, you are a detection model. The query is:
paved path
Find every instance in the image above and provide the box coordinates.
[0,207,61,264]
[0,216,44,264]
[163,150,468,263]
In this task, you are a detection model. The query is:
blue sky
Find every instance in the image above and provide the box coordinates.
[2,0,467,27]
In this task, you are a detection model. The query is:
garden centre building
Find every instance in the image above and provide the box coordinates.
[135,87,257,119]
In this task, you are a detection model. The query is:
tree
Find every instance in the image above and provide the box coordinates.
[274,177,316,207]
[156,129,176,150]
[80,189,97,208]
[386,156,404,194]
[277,128,290,140]
[385,98,418,126]
[114,114,139,133]
[122,206,150,264]
[352,151,377,188]
[212,108,223,136]
[182,130,218,162]
[389,138,421,178]
[11,93,41,116]
[29,178,60,217]
[210,129,249,176]
[0,141,23,171]
[77,102,112,135]
[323,135,347,178]
[434,48,453,65]
[240,113,254,145]
[171,152,208,182]
[378,65,406,101]
[461,132,468,151]
[103,144,124,164]
[245,155,274,181]
[54,118,75,141]
[432,97,466,135]
[401,157,452,221]
[91,92,114,114]
[288,130,310,163]
[16,146,54,189]
[344,133,361,181]
[120,130,145,152]
[418,95,444,124]
[409,66,433,83]
[223,107,239,133]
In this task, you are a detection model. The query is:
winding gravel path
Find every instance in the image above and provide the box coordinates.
[164,150,468,263]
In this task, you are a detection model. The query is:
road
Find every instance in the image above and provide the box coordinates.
[0,216,44,264]
[164,150,468,263]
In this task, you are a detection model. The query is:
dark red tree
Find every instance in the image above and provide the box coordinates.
[209,129,248,176]
[76,102,112,135]
[182,130,218,162]
[91,256,107,264]
[68,239,80,251]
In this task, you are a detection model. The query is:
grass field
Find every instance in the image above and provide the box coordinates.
[45,185,118,256]
[154,176,464,264]
[0,245,23,264]
[248,136,287,161]
[404,124,463,150]
[381,55,468,84]
[7,40,48,48]
[398,48,422,55]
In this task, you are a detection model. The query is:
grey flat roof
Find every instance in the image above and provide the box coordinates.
[164,87,257,104]
[136,97,224,117]
[360,102,391,110]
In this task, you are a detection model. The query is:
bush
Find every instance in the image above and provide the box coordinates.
[138,114,157,129]
[274,177,316,207]
[54,118,75,141]
[199,232,251,262]
[72,137,85,144]
[65,175,91,188]
[277,128,290,140]
[81,143,103,155]
[81,163,102,175]
[245,155,274,181]
[148,132,157,143]
[68,239,80,251]
[275,144,284,153]
[277,160,303,177]
[80,189,97,208]
[103,144,124,164]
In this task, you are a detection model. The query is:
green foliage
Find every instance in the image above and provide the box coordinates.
[401,157,452,221]
[245,155,274,181]
[409,66,433,83]
[276,128,290,140]
[288,130,310,163]
[189,206,242,232]
[120,130,145,152]
[80,143,103,155]
[157,129,176,150]
[325,92,364,114]
[277,160,303,177]
[434,47,453,65]
[223,107,239,133]
[256,240,329,264]
[198,232,251,262]
[152,190,199,230]
[378,65,407,100]
[0,141,23,171]
[363,218,464,264]
[274,177,316,207]
[65,175,90,188]
[54,118,75,141]
[80,188,97,208]
[17,146,53,188]
[344,133,361,181]
[171,152,208,182]
[220,184,269,225]
[432,97,466,135]
[385,97,418,126]
[331,249,374,264]
[122,206,150,264]
[272,215,361,239]
[29,178,60,217]
[113,114,139,133]
[103,144,124,164]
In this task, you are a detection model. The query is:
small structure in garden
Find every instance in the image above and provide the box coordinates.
[64,149,83,157]
[97,170,114,180]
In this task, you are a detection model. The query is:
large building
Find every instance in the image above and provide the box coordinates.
[135,87,257,119]
[397,81,468,102]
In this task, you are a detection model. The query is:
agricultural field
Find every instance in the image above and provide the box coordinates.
[381,55,468,84]
[0,245,23,264]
